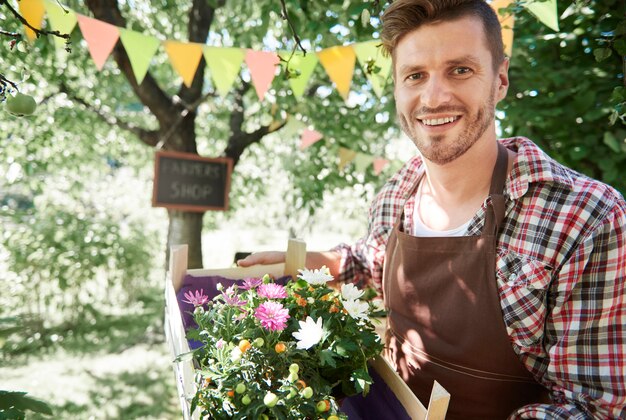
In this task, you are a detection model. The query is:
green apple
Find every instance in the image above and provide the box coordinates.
[6,92,37,117]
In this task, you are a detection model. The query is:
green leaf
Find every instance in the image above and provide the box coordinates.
[334,339,358,357]
[603,132,621,153]
[319,349,338,367]
[350,368,373,393]
[614,38,626,56]
[0,391,53,415]
[593,48,612,62]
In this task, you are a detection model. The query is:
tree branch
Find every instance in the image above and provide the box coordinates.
[279,0,307,54]
[58,81,160,147]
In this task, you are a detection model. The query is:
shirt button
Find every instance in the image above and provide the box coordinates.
[508,274,516,281]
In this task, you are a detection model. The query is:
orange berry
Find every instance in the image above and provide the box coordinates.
[329,305,340,313]
[227,389,235,397]
[238,339,252,353]
[297,297,307,306]
[275,342,287,353]
[295,379,307,390]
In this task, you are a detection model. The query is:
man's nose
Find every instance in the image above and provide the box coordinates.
[421,76,452,108]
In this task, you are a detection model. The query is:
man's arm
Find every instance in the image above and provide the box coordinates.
[511,202,626,419]
[237,250,343,278]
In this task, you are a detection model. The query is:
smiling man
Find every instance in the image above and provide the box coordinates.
[239,0,626,418]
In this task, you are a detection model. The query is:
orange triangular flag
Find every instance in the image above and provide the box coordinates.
[76,14,120,70]
[373,158,389,175]
[317,45,356,101]
[245,50,280,101]
[164,41,204,87]
[491,0,515,57]
[19,0,45,41]
[300,129,323,150]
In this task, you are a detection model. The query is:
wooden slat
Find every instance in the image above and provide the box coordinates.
[371,356,427,419]
[284,238,306,278]
[170,244,189,293]
[425,381,450,420]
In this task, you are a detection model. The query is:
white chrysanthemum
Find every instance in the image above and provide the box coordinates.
[297,266,334,286]
[343,299,370,320]
[292,316,324,350]
[341,283,364,301]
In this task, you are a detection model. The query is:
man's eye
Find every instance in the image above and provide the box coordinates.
[406,73,423,81]
[453,67,472,75]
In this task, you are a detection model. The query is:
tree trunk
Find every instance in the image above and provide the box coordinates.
[166,210,204,269]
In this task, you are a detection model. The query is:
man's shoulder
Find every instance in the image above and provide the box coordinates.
[504,136,625,221]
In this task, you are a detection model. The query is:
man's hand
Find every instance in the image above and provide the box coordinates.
[237,251,286,267]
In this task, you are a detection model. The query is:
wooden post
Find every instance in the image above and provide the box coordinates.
[284,238,306,279]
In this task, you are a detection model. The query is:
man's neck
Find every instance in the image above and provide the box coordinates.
[418,140,506,230]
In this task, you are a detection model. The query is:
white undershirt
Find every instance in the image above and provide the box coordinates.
[412,180,472,237]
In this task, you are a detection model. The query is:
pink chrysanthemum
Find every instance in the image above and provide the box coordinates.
[221,287,247,307]
[254,301,290,331]
[183,289,209,306]
[240,277,263,290]
[257,283,288,299]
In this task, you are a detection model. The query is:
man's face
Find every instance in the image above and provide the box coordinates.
[393,16,509,165]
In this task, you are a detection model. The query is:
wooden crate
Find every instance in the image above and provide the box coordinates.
[164,241,449,419]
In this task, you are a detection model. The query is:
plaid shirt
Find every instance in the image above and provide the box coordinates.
[334,137,626,419]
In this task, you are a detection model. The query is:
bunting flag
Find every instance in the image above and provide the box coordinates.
[76,14,120,70]
[245,50,280,101]
[203,47,245,98]
[164,41,204,87]
[354,152,376,173]
[525,0,559,32]
[300,129,323,150]
[338,147,358,171]
[44,0,77,49]
[317,45,356,101]
[491,0,515,57]
[354,40,392,97]
[282,51,319,99]
[19,0,46,41]
[373,158,390,175]
[119,29,160,84]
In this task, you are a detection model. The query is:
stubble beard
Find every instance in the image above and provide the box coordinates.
[399,89,497,165]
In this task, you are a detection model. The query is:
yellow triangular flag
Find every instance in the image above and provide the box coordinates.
[525,0,559,32]
[354,152,375,173]
[354,40,391,97]
[203,47,245,98]
[338,147,358,171]
[119,29,160,84]
[317,45,356,101]
[44,0,77,49]
[491,0,515,57]
[281,51,319,99]
[19,0,46,41]
[164,41,204,88]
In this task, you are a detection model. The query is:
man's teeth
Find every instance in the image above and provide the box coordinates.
[421,116,457,126]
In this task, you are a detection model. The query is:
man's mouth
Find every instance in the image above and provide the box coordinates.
[419,116,460,126]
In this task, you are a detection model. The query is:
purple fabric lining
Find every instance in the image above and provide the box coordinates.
[175,274,290,349]
[340,368,411,419]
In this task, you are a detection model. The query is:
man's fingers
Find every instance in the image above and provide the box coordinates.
[237,251,286,267]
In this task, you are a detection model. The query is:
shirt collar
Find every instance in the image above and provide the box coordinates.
[501,137,575,199]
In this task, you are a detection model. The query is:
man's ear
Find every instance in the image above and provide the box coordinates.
[496,57,510,102]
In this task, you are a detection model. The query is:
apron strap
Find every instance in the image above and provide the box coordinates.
[485,143,509,236]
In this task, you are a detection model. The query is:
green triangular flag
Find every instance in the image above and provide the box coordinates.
[354,152,375,173]
[119,29,160,84]
[354,40,391,97]
[281,51,318,99]
[524,0,559,32]
[44,0,77,49]
[203,47,245,98]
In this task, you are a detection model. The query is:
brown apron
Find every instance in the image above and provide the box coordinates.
[383,144,549,419]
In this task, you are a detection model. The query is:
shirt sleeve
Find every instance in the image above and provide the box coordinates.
[510,200,626,419]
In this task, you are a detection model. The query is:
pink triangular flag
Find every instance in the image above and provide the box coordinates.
[300,129,323,150]
[76,14,120,70]
[245,50,279,101]
[373,158,389,175]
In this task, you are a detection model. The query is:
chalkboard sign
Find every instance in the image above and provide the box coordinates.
[152,151,233,212]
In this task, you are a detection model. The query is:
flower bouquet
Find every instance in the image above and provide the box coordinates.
[183,267,384,419]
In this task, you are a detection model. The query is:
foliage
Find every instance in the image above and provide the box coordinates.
[500,0,626,193]
[186,270,384,419]
[0,391,53,419]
